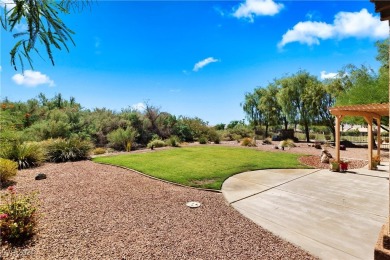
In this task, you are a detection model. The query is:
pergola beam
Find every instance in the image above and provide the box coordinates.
[329,110,382,120]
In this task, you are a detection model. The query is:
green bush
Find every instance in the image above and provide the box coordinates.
[0,158,18,183]
[324,135,331,141]
[43,138,93,162]
[93,147,106,155]
[241,138,256,147]
[309,134,316,140]
[213,135,221,144]
[147,139,166,149]
[0,142,45,169]
[165,136,180,147]
[0,186,38,244]
[198,136,208,144]
[107,127,138,152]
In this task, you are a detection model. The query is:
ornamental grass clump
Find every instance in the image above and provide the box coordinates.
[241,137,256,147]
[0,158,18,183]
[93,147,106,155]
[43,138,93,162]
[147,139,166,149]
[279,139,296,149]
[165,136,181,147]
[0,186,38,244]
[0,142,45,169]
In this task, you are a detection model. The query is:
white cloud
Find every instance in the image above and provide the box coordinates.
[131,102,146,111]
[233,0,283,22]
[12,70,55,87]
[278,9,388,48]
[193,57,219,72]
[320,71,338,80]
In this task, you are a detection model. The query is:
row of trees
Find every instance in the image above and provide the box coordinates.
[241,40,389,142]
[1,93,250,151]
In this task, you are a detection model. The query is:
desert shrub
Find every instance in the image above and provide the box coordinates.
[43,138,93,162]
[0,158,18,183]
[206,128,221,144]
[165,136,180,147]
[224,125,252,141]
[241,138,256,147]
[93,147,106,155]
[262,137,272,144]
[324,135,331,141]
[309,134,316,140]
[0,142,45,169]
[147,139,166,149]
[0,186,38,244]
[232,134,242,143]
[199,136,208,144]
[107,127,138,152]
[279,139,296,148]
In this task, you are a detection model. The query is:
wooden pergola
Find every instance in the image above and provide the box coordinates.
[371,0,390,21]
[329,103,389,170]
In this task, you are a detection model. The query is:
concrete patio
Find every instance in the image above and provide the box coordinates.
[222,163,389,260]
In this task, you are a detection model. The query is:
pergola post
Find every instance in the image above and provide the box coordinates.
[376,118,381,159]
[335,115,342,162]
[364,116,373,170]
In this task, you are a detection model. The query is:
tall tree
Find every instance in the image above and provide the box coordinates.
[241,88,264,128]
[259,84,282,137]
[276,71,323,142]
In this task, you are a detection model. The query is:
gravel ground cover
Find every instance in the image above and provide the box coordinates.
[1,161,317,260]
[2,141,386,259]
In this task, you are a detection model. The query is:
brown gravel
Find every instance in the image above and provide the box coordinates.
[298,156,367,169]
[2,141,386,259]
[1,161,317,260]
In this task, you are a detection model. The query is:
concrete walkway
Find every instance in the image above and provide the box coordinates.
[222,163,389,260]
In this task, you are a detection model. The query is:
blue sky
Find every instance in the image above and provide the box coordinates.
[1,0,388,125]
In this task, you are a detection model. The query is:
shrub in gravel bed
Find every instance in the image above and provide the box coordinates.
[147,139,166,149]
[0,186,38,245]
[93,147,106,155]
[198,136,208,144]
[0,158,18,183]
[43,138,93,162]
[0,142,45,169]
[279,139,296,149]
[241,138,256,147]
[165,136,181,147]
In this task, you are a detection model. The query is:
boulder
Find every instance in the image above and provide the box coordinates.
[35,173,47,180]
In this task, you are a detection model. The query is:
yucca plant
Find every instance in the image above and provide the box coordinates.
[0,142,45,169]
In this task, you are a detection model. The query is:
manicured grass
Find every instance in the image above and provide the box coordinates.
[93,146,310,190]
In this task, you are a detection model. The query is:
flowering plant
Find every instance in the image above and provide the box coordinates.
[0,186,38,244]
[339,159,349,172]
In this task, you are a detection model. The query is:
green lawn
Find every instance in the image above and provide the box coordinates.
[93,146,310,190]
